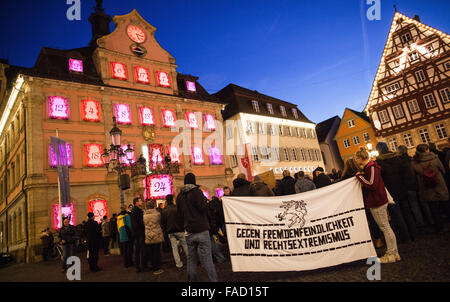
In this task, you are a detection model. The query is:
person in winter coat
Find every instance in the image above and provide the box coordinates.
[295,171,316,193]
[341,158,361,180]
[231,174,255,196]
[354,147,400,263]
[40,228,54,262]
[85,212,102,272]
[101,216,111,255]
[109,213,118,250]
[161,194,188,271]
[58,218,77,272]
[143,201,165,275]
[376,142,416,242]
[412,144,450,233]
[275,170,297,196]
[176,172,218,282]
[117,206,133,268]
[252,176,275,196]
[208,197,227,264]
[397,145,430,227]
[130,197,146,273]
[313,167,332,188]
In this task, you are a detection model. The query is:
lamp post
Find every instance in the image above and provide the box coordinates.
[101,116,146,207]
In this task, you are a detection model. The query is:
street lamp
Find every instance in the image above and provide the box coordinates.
[101,116,146,207]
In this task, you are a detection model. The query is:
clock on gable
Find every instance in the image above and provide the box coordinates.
[126,25,146,44]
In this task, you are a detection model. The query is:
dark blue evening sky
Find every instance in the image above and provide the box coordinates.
[0,0,449,123]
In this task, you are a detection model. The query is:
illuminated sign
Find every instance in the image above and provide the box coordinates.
[135,66,150,84]
[161,109,176,127]
[114,103,132,124]
[149,144,164,169]
[49,143,73,168]
[191,146,204,165]
[168,146,181,163]
[186,112,199,129]
[204,114,216,130]
[82,99,100,122]
[145,174,174,199]
[111,62,127,80]
[68,58,83,73]
[88,199,109,224]
[157,71,170,87]
[186,81,196,92]
[85,144,103,167]
[48,96,70,120]
[52,203,75,230]
[209,146,223,165]
[139,106,155,125]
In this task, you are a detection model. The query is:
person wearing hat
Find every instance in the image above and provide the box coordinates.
[252,175,274,196]
[85,212,102,272]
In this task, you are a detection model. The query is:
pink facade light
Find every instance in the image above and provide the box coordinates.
[161,109,176,127]
[157,71,171,87]
[186,81,196,92]
[186,112,199,129]
[48,96,70,120]
[82,99,101,122]
[204,114,216,130]
[209,146,223,165]
[191,146,204,165]
[135,66,150,84]
[52,203,75,230]
[145,174,174,200]
[114,103,132,125]
[88,199,109,224]
[111,62,127,80]
[49,143,73,168]
[139,106,155,125]
[85,144,103,167]
[68,58,83,73]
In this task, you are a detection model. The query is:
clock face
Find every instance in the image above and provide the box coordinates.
[127,25,146,43]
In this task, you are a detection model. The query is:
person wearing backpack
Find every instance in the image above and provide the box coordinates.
[412,144,450,233]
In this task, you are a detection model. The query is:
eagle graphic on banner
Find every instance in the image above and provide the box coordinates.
[276,200,308,228]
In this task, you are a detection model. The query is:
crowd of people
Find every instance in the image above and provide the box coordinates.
[41,139,450,279]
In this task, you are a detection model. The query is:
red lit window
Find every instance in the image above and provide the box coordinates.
[186,112,199,129]
[204,114,216,130]
[186,81,196,92]
[191,146,204,165]
[135,66,150,84]
[85,144,103,167]
[157,71,171,87]
[111,62,127,80]
[88,199,109,224]
[161,109,176,127]
[145,174,174,200]
[52,203,75,230]
[149,144,164,170]
[114,103,132,125]
[68,59,83,73]
[210,146,222,165]
[139,107,155,125]
[48,96,70,120]
[82,99,101,122]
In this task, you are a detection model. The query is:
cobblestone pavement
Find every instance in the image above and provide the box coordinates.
[0,226,449,282]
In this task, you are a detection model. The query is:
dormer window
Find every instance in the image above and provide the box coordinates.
[186,81,196,92]
[266,103,274,114]
[401,32,412,44]
[68,59,83,73]
[251,100,260,112]
[280,105,287,117]
[292,108,298,119]
[386,82,400,93]
[347,119,355,128]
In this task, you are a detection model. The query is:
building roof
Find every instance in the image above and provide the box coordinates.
[214,83,313,123]
[346,108,371,123]
[315,115,340,143]
[176,73,225,104]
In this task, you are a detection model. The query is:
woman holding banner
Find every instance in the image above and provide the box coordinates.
[354,147,401,264]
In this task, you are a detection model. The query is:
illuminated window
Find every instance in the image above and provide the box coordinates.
[111,62,127,80]
[135,66,150,84]
[52,203,75,230]
[408,99,420,113]
[191,146,204,165]
[114,103,132,124]
[423,94,436,109]
[88,199,109,224]
[48,96,70,120]
[82,99,100,122]
[161,109,176,127]
[157,71,171,87]
[85,144,103,167]
[186,112,199,129]
[439,88,450,103]
[168,146,181,163]
[149,144,164,169]
[139,107,155,125]
[49,143,73,168]
[204,114,216,130]
[209,147,222,165]
[186,81,196,92]
[146,174,174,200]
[68,58,83,73]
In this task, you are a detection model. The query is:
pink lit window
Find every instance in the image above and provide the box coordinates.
[48,96,70,120]
[202,190,210,200]
[186,81,196,92]
[85,144,103,167]
[68,58,83,73]
[82,99,101,122]
[114,103,132,125]
[216,188,224,198]
[120,144,135,165]
[88,199,109,224]
[191,146,204,165]
[53,203,75,230]
[111,62,127,80]
[49,143,73,168]
[204,114,216,130]
[210,146,222,165]
[157,71,171,87]
[135,66,150,84]
[149,144,164,170]
[145,174,174,200]
[161,109,176,127]
[139,107,155,125]
[186,112,199,129]
[168,146,181,163]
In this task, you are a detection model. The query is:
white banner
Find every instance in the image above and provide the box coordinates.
[222,178,377,272]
